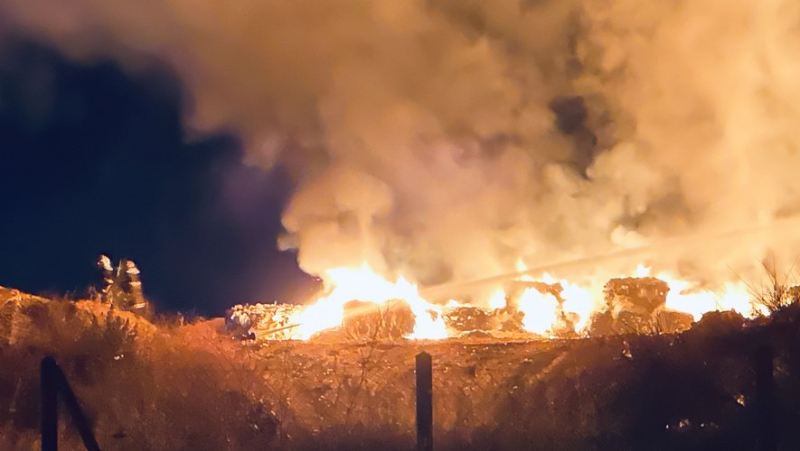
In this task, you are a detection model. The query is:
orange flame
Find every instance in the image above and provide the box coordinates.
[290,265,447,340]
[281,260,770,341]
[517,288,560,336]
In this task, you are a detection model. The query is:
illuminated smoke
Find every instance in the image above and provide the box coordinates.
[5,0,800,299]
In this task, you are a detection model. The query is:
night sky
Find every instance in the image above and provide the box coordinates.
[0,36,314,315]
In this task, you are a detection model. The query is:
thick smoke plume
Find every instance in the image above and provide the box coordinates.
[5,0,800,300]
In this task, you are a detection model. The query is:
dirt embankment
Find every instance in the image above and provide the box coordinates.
[3,287,800,450]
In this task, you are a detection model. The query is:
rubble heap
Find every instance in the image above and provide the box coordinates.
[330,300,415,341]
[225,303,302,340]
[442,281,577,338]
[604,277,669,315]
[442,304,527,338]
[226,276,707,342]
[591,277,693,335]
[443,305,493,333]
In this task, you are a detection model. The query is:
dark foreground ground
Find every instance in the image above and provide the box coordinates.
[2,286,800,450]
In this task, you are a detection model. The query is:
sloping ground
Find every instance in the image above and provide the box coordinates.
[0,287,281,450]
[2,286,800,450]
[256,314,800,451]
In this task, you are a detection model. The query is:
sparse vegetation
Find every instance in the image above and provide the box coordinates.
[741,254,800,314]
[4,286,800,449]
[0,295,281,450]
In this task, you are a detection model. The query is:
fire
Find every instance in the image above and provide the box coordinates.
[660,276,756,321]
[290,265,447,340]
[517,288,560,336]
[513,262,598,335]
[635,265,762,320]
[487,288,507,310]
[277,260,771,341]
[560,280,595,331]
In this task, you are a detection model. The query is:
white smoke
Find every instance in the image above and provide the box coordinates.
[4,0,800,299]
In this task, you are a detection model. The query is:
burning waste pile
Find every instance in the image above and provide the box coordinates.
[589,277,692,336]
[8,0,800,349]
[226,263,777,343]
[225,303,302,341]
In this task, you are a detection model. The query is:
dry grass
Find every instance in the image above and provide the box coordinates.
[739,254,800,315]
[4,286,800,449]
[0,295,281,450]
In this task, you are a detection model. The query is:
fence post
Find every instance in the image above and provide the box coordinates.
[41,356,58,451]
[58,369,101,451]
[755,345,777,451]
[416,351,433,451]
[40,356,101,451]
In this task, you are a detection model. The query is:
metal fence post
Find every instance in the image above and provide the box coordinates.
[416,351,433,451]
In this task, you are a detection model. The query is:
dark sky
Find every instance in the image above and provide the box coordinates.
[0,36,315,315]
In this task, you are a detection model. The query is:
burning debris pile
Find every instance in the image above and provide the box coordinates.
[334,301,415,341]
[590,277,693,336]
[441,280,577,339]
[225,303,301,341]
[225,265,770,343]
[5,281,800,449]
[442,304,520,336]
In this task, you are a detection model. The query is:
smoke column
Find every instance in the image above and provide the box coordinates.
[4,0,800,300]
